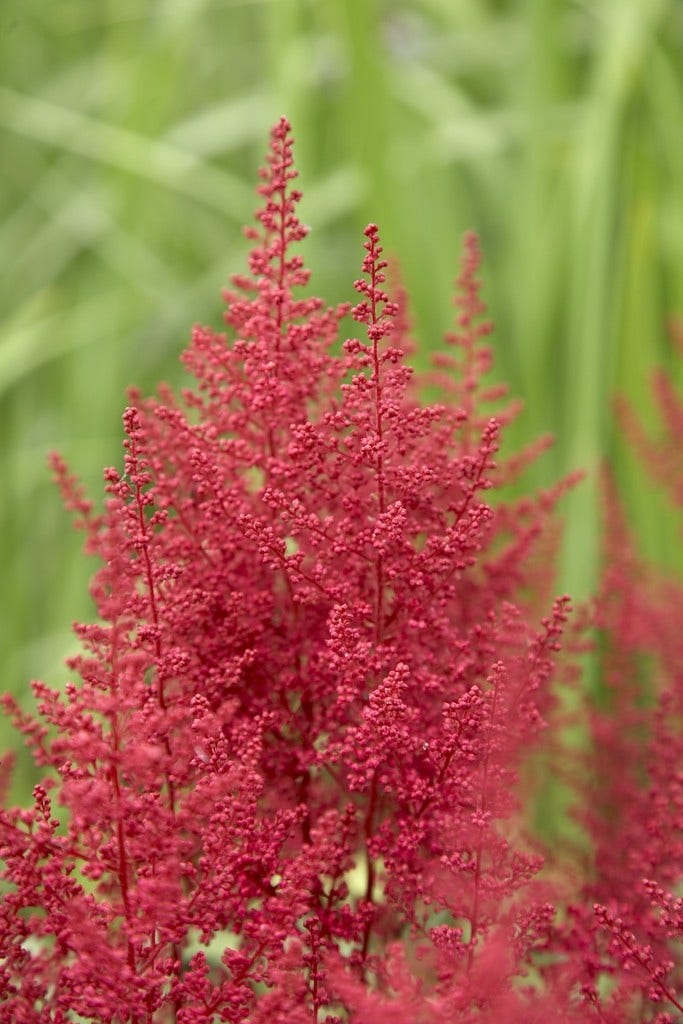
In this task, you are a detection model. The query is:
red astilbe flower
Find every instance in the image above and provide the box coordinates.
[1,117,574,1023]
[553,352,683,1022]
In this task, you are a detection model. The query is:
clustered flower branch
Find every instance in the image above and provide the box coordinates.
[1,117,682,1024]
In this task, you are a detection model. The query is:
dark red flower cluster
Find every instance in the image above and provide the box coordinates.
[550,346,683,1024]
[1,117,681,1023]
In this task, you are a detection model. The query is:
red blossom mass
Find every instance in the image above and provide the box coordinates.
[1,116,682,1023]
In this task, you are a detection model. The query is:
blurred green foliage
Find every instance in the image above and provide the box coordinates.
[2,0,683,797]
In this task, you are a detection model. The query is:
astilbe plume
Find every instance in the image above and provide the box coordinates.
[553,340,683,1023]
[1,117,579,1023]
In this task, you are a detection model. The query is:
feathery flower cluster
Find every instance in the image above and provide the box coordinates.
[0,117,681,1023]
[552,334,683,1023]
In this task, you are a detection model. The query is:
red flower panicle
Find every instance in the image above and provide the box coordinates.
[553,357,683,1023]
[3,115,679,1022]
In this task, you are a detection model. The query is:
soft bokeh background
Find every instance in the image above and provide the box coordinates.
[2,0,683,796]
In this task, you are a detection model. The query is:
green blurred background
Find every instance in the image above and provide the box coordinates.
[2,0,683,796]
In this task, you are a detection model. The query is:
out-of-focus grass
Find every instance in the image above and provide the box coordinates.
[1,0,682,799]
